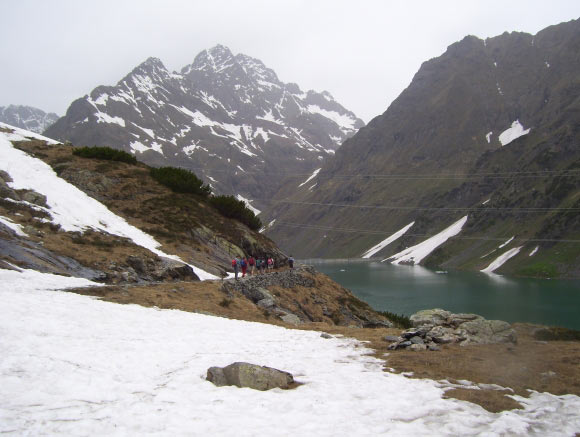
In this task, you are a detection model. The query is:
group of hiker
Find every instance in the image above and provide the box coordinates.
[231,255,294,279]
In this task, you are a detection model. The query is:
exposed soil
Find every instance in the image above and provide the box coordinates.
[67,272,580,414]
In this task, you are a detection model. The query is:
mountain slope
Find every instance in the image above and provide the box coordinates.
[45,45,364,206]
[264,19,580,278]
[0,105,59,133]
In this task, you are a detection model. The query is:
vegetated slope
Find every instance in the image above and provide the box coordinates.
[0,123,283,281]
[264,19,580,278]
[45,45,364,209]
[0,105,59,133]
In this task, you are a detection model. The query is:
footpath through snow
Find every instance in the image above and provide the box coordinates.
[1,267,580,436]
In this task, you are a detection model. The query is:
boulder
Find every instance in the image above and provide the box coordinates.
[459,319,516,345]
[207,362,294,391]
[409,336,424,345]
[410,309,451,327]
[280,313,302,325]
[20,190,47,207]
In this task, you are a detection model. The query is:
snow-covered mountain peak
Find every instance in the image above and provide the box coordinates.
[45,46,365,205]
[189,44,236,73]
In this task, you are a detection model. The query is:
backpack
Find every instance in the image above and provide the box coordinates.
[231,259,237,267]
[241,259,247,267]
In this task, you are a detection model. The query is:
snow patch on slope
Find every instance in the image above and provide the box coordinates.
[361,222,415,258]
[481,246,523,274]
[236,194,261,216]
[385,216,468,265]
[299,168,321,188]
[499,120,531,146]
[0,130,216,280]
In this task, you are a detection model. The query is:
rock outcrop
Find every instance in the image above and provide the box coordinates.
[387,308,517,351]
[207,362,294,391]
[220,265,393,328]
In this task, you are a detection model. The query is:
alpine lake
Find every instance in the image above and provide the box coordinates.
[303,259,580,330]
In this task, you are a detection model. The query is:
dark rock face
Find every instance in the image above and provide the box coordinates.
[0,105,59,133]
[45,46,364,206]
[207,362,294,390]
[265,19,580,276]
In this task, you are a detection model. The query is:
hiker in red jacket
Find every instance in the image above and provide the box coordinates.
[241,257,248,277]
[248,255,255,275]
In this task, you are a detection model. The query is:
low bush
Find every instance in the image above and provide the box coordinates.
[378,310,413,329]
[209,194,262,231]
[150,167,211,197]
[73,146,137,164]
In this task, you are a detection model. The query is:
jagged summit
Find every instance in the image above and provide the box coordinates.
[0,105,59,134]
[45,46,364,208]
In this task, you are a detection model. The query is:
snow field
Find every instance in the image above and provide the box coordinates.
[2,268,580,436]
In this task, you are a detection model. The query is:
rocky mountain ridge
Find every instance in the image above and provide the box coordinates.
[45,45,364,208]
[0,105,58,133]
[264,19,580,278]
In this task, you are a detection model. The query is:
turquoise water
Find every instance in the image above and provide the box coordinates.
[305,259,580,330]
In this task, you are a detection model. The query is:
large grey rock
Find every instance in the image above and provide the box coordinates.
[410,309,451,327]
[459,319,516,345]
[20,190,47,207]
[280,313,302,325]
[207,362,294,391]
[429,326,458,344]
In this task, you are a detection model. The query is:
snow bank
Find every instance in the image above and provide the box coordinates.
[298,168,321,187]
[0,130,217,280]
[236,194,261,216]
[0,215,28,237]
[385,216,468,265]
[2,269,580,436]
[0,121,60,145]
[498,120,531,146]
[361,222,414,258]
[481,246,523,274]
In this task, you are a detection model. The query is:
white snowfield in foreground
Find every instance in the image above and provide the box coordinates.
[0,126,217,280]
[385,216,468,265]
[481,246,523,274]
[361,221,415,258]
[2,268,580,436]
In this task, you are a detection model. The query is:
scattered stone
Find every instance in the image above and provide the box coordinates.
[206,362,294,391]
[409,336,424,345]
[383,335,401,342]
[280,313,302,325]
[256,298,275,309]
[409,343,427,352]
[20,190,47,207]
[427,343,441,351]
[320,333,333,339]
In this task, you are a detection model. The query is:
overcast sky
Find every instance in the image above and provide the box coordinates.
[1,0,579,123]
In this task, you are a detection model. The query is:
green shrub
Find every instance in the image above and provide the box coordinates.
[150,167,211,197]
[73,146,137,164]
[209,194,262,231]
[378,310,413,329]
